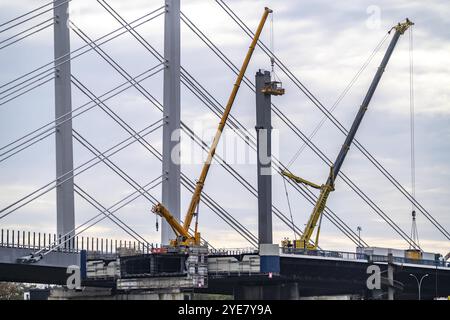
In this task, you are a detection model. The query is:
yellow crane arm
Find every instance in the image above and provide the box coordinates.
[283,167,334,249]
[282,19,413,250]
[299,183,333,249]
[152,203,191,240]
[183,7,272,230]
[182,7,272,231]
[153,7,273,246]
[281,170,322,190]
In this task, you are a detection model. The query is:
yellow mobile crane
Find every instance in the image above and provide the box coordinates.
[282,19,414,250]
[152,7,274,248]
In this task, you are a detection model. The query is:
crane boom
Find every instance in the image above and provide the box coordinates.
[283,19,414,250]
[332,19,414,180]
[183,8,272,232]
[153,7,273,247]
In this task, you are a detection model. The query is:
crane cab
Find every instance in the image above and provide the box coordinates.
[261,81,285,96]
[169,232,201,248]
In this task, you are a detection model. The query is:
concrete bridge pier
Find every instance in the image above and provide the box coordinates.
[235,282,300,300]
[255,70,280,275]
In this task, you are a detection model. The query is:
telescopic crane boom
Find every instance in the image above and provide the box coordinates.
[282,18,414,250]
[153,7,273,247]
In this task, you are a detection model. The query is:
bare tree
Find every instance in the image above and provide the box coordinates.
[0,282,25,300]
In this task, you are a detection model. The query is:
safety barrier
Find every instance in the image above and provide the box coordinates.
[0,228,156,255]
[281,247,367,261]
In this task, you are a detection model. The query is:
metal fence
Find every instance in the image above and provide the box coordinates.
[0,228,156,255]
[370,254,447,267]
[209,247,258,256]
[281,247,367,260]
[282,247,449,267]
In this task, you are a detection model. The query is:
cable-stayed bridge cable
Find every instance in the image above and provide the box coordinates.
[214,0,448,240]
[0,6,165,94]
[0,119,163,220]
[181,9,421,248]
[0,64,164,159]
[71,76,258,247]
[91,1,367,248]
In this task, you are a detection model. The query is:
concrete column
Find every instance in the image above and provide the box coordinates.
[281,282,300,300]
[387,253,395,300]
[236,284,282,300]
[161,0,181,245]
[54,0,75,241]
[255,70,272,244]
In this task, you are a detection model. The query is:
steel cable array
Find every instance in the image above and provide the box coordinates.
[69,83,231,248]
[0,119,164,220]
[0,0,69,33]
[0,4,169,254]
[0,6,165,107]
[1,2,257,252]
[215,0,449,241]
[180,12,371,247]
[2,1,446,254]
[74,183,153,249]
[92,1,365,248]
[92,2,322,246]
[0,3,248,250]
[68,16,258,246]
[189,4,424,248]
[0,64,165,163]
[36,175,164,257]
[71,71,258,248]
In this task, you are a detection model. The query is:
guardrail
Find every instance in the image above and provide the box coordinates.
[209,247,258,256]
[280,247,449,267]
[281,247,368,261]
[208,255,261,276]
[0,228,155,255]
[370,254,448,267]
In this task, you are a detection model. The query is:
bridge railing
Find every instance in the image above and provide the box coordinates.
[208,247,258,256]
[370,254,447,267]
[0,228,155,255]
[281,247,368,261]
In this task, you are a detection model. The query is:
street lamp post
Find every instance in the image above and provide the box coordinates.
[409,273,429,300]
[357,226,362,247]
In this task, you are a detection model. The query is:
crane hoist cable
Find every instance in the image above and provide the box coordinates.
[262,10,285,96]
[269,12,281,85]
[269,11,275,74]
[409,25,416,212]
[269,12,284,85]
[409,25,420,249]
[282,176,297,242]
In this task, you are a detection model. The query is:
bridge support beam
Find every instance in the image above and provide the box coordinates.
[255,70,272,245]
[256,70,279,274]
[54,0,75,242]
[161,0,181,245]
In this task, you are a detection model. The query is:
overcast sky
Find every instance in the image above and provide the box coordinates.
[0,0,449,255]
